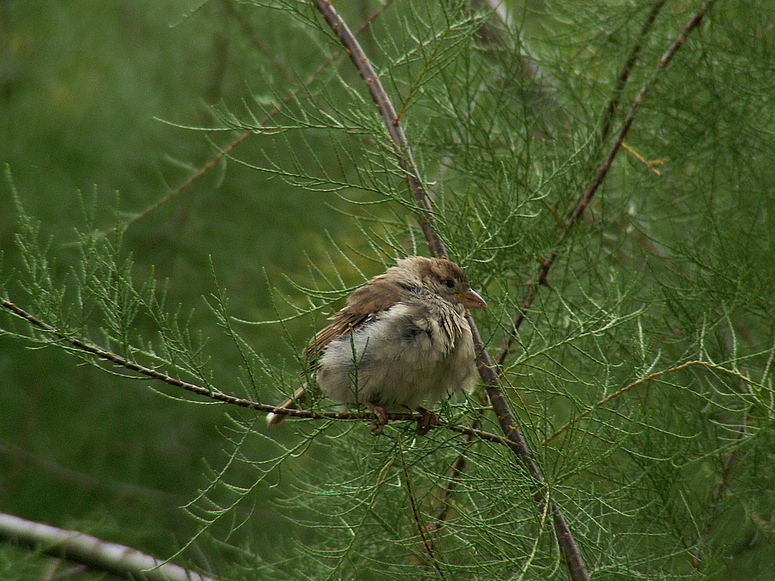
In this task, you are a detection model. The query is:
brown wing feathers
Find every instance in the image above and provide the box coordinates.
[302,274,408,362]
[268,261,425,427]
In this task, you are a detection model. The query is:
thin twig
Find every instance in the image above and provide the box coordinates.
[496,0,716,367]
[427,428,476,544]
[690,419,746,568]
[600,0,667,142]
[542,360,755,446]
[398,437,447,579]
[621,142,664,175]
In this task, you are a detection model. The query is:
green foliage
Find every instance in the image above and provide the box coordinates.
[2,0,775,580]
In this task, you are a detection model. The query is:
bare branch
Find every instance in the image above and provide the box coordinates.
[0,298,521,452]
[0,513,216,581]
[469,319,591,581]
[600,0,667,142]
[497,0,716,366]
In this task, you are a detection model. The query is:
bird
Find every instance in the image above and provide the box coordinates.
[266,256,486,434]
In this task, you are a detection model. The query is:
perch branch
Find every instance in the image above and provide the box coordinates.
[0,298,519,452]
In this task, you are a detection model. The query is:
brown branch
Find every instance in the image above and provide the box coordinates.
[496,0,716,367]
[0,513,216,581]
[431,0,574,538]
[470,320,591,581]
[600,0,667,142]
[309,2,591,579]
[105,130,250,236]
[312,0,447,259]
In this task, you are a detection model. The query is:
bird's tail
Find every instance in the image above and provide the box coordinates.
[266,385,308,427]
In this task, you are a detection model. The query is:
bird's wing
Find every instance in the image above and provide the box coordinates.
[303,275,415,362]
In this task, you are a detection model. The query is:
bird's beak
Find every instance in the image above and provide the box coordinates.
[456,289,487,309]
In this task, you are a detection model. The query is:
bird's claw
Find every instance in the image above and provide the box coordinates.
[369,405,389,435]
[415,406,438,436]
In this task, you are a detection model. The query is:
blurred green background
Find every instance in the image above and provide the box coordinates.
[0,0,359,567]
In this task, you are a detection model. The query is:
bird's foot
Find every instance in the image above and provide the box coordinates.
[367,404,389,435]
[415,407,439,436]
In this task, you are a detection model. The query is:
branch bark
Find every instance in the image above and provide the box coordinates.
[0,298,522,453]
[313,0,447,259]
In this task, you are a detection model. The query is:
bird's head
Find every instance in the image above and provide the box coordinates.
[398,256,487,311]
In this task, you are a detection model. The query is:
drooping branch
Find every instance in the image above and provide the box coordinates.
[469,320,591,581]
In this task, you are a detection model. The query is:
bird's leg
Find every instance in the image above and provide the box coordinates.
[415,407,439,436]
[365,403,389,435]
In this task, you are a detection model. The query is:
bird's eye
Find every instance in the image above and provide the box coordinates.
[442,279,455,289]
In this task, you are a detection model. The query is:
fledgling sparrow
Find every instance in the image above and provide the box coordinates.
[266,256,486,434]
